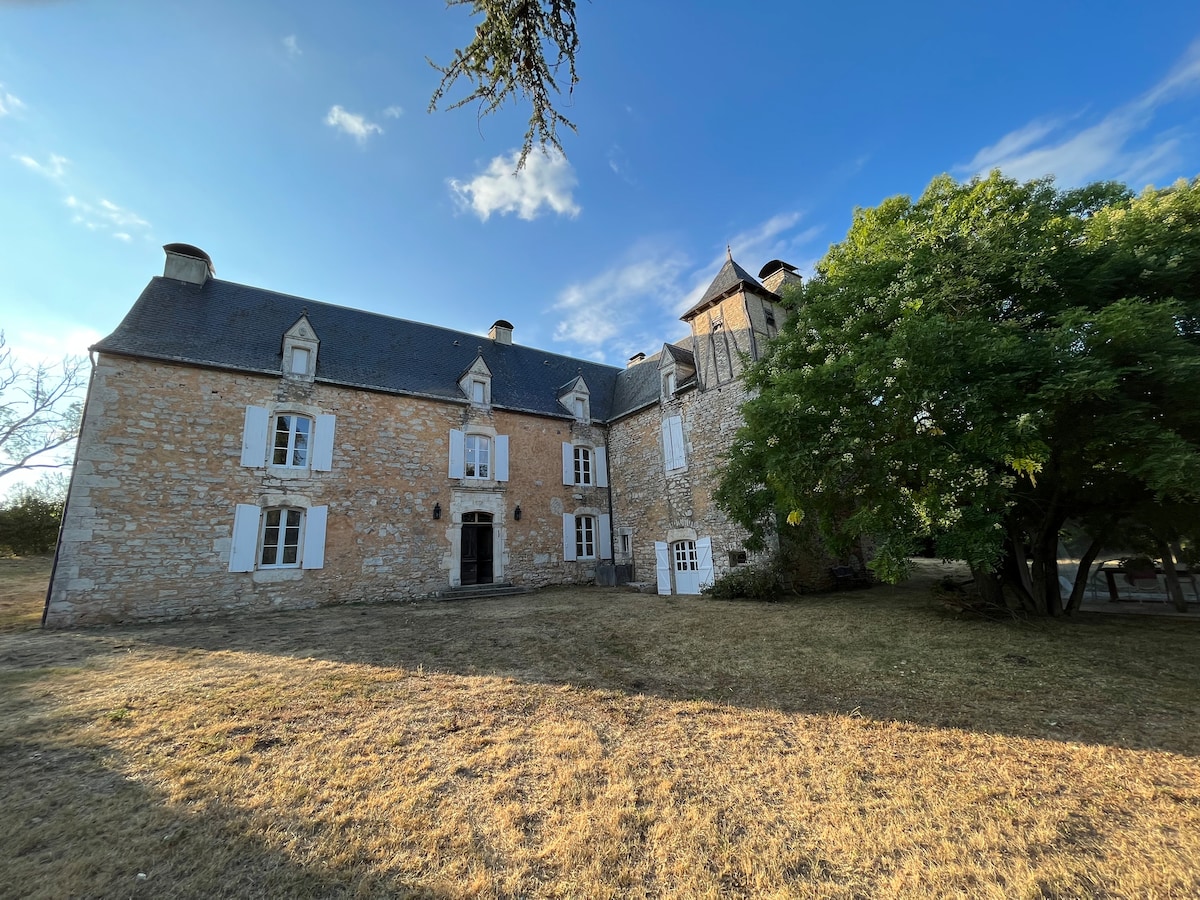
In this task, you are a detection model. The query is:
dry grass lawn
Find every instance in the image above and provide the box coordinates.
[2,558,1198,899]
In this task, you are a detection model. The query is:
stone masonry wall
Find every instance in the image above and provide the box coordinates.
[46,355,608,626]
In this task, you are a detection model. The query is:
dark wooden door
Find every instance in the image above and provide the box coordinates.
[460,522,494,585]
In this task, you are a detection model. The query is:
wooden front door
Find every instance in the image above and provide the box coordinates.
[460,512,494,585]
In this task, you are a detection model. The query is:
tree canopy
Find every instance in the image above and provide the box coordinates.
[429,0,580,168]
[717,172,1200,615]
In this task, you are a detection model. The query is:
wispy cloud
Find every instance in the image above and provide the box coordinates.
[383,105,403,118]
[325,105,383,143]
[14,152,69,181]
[550,213,820,363]
[65,195,150,237]
[450,149,580,222]
[282,34,301,58]
[0,85,23,117]
[960,38,1200,187]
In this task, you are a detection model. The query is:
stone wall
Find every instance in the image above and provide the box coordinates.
[46,355,609,626]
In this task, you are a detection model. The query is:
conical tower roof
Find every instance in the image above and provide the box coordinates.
[682,247,773,320]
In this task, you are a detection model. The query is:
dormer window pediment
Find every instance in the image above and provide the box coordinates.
[557,375,591,423]
[282,314,319,380]
[459,354,493,407]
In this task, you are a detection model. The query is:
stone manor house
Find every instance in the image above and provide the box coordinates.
[44,243,807,626]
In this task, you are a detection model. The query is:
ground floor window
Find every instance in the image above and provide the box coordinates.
[576,515,596,559]
[261,508,303,567]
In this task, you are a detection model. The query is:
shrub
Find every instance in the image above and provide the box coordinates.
[0,476,67,556]
[703,561,785,600]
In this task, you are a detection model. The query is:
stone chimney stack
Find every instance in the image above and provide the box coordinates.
[758,259,803,295]
[163,243,214,285]
[488,319,514,345]
[627,352,646,368]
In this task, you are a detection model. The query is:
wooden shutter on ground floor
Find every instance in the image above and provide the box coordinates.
[599,514,612,560]
[655,541,671,594]
[563,514,577,561]
[302,506,328,569]
[697,537,714,590]
[229,504,260,572]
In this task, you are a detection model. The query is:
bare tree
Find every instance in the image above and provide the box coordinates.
[0,333,87,479]
[428,0,580,169]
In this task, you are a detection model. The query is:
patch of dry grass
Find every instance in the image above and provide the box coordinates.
[2,557,1199,898]
[0,555,50,631]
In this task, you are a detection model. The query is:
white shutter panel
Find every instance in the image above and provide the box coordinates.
[448,429,465,478]
[660,420,673,470]
[697,537,714,589]
[595,446,608,487]
[669,417,686,470]
[563,513,577,561]
[494,435,510,481]
[302,505,328,570]
[562,442,574,485]
[599,514,612,560]
[655,541,671,595]
[229,504,260,572]
[312,414,336,471]
[240,406,269,467]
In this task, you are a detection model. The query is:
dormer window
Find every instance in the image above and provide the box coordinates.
[665,371,677,397]
[281,315,319,381]
[557,375,591,424]
[459,355,493,407]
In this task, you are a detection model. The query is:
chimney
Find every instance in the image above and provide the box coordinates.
[489,319,514,345]
[758,259,802,294]
[163,243,214,285]
[627,352,646,368]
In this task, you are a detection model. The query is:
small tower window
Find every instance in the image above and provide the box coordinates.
[290,347,310,375]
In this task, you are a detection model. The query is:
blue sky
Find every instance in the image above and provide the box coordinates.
[2,0,1199,382]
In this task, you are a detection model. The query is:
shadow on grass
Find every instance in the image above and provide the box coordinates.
[0,720,446,899]
[30,579,1194,759]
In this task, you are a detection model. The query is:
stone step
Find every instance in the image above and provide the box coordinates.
[435,583,531,601]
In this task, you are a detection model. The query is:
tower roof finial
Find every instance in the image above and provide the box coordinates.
[726,244,732,261]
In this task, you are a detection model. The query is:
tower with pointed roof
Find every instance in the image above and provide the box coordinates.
[681,249,790,390]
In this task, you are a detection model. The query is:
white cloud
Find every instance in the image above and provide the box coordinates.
[15,152,69,180]
[65,195,150,235]
[282,34,301,58]
[450,149,581,221]
[960,38,1200,187]
[0,85,23,117]
[325,105,383,143]
[383,105,403,118]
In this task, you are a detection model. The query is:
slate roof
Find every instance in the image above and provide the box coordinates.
[682,255,775,320]
[93,276,623,421]
[610,352,664,420]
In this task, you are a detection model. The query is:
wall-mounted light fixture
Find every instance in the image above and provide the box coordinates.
[513,505,522,521]
[433,503,441,520]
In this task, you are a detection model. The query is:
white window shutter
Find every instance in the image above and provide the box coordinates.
[660,420,672,470]
[669,416,686,470]
[494,435,510,481]
[562,442,574,485]
[697,537,714,589]
[655,541,671,595]
[302,505,328,569]
[312,414,336,471]
[599,514,612,560]
[448,429,465,478]
[563,513,577,561]
[595,446,608,488]
[240,406,269,468]
[229,504,260,572]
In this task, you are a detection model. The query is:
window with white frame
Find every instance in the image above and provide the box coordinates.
[260,508,303,567]
[272,414,312,467]
[574,446,593,485]
[471,379,486,404]
[464,434,491,479]
[290,347,311,375]
[229,503,328,573]
[576,515,596,559]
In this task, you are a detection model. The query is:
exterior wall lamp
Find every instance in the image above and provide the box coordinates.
[513,505,522,521]
[433,503,441,520]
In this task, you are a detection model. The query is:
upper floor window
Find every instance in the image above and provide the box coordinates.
[272,415,312,467]
[465,433,491,479]
[574,446,592,485]
[449,429,509,481]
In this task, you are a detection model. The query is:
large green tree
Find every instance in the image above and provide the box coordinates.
[718,173,1200,616]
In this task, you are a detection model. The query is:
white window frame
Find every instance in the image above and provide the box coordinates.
[576,515,596,560]
[464,433,491,480]
[450,430,509,481]
[229,503,327,572]
[272,414,313,468]
[260,507,304,568]
[562,443,608,488]
[574,446,593,485]
[241,406,335,471]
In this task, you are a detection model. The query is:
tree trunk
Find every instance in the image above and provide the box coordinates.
[971,564,1006,608]
[1028,512,1067,617]
[998,538,1035,613]
[1066,531,1107,614]
[1158,539,1188,612]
